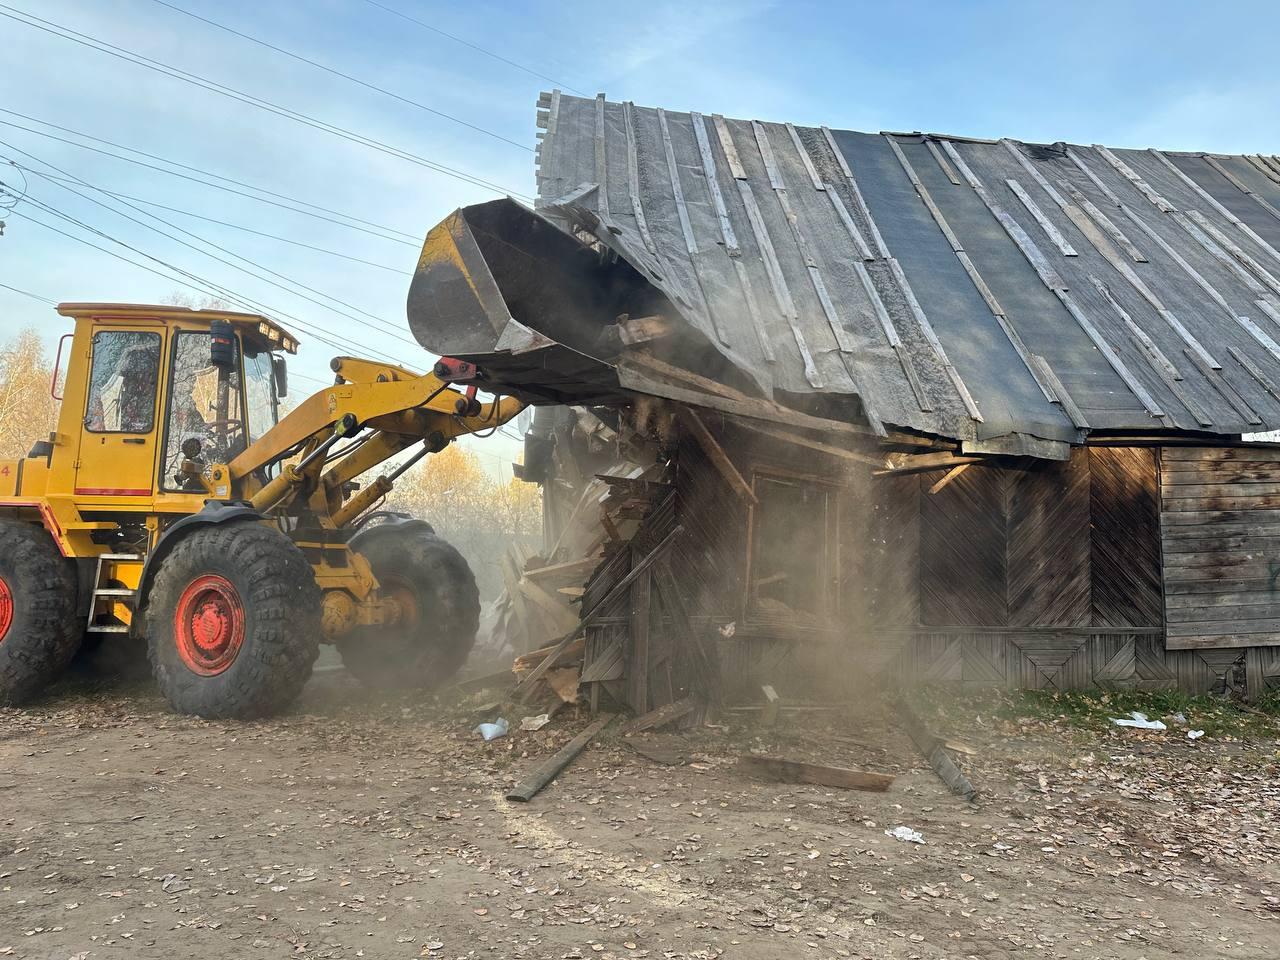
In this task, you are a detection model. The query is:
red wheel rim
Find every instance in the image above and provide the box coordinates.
[0,578,13,643]
[174,574,245,676]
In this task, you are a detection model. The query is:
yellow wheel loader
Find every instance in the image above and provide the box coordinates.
[0,302,522,718]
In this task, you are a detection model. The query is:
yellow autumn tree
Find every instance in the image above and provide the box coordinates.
[384,443,541,598]
[0,328,60,461]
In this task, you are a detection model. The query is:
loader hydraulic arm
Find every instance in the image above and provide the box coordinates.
[226,356,523,521]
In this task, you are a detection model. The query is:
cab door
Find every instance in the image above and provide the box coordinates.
[76,327,164,498]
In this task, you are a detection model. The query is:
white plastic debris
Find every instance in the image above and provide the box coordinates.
[1111,711,1167,731]
[521,713,552,732]
[885,826,925,844]
[718,621,737,639]
[1170,711,1188,725]
[474,717,510,741]
[1187,729,1205,740]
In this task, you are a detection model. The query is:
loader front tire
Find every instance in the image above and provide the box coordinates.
[146,522,320,719]
[0,520,80,705]
[338,521,479,690]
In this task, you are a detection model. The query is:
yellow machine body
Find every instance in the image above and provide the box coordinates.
[0,303,521,641]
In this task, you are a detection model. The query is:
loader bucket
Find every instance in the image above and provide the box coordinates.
[407,199,700,405]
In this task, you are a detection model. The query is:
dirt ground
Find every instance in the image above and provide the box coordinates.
[2,668,1280,960]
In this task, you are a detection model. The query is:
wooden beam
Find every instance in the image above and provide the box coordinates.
[895,699,978,801]
[618,351,945,448]
[874,452,983,477]
[723,417,890,468]
[677,408,759,506]
[736,754,895,792]
[928,463,970,494]
[506,715,616,802]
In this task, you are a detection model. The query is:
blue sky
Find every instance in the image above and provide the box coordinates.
[3,0,1280,465]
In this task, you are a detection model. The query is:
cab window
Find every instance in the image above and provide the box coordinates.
[243,348,278,446]
[85,331,161,433]
[161,331,244,491]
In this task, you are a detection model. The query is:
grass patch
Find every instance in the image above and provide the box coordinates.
[912,685,1280,740]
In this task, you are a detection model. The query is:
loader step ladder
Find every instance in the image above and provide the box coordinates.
[86,553,141,635]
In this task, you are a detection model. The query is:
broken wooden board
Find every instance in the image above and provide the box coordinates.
[512,637,586,676]
[736,754,895,792]
[524,556,601,582]
[620,696,699,734]
[580,638,624,682]
[544,667,581,704]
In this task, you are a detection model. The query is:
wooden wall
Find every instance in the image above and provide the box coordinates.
[1161,447,1280,650]
[911,447,1161,631]
[889,445,1278,699]
[582,418,1280,709]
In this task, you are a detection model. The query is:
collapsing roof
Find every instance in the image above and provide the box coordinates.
[409,92,1280,454]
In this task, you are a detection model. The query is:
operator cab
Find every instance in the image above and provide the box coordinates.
[52,303,296,501]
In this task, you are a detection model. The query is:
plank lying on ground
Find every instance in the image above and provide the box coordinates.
[895,698,979,801]
[506,714,616,802]
[737,754,895,792]
[621,696,699,734]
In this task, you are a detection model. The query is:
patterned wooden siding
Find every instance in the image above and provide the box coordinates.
[887,630,1280,698]
[917,448,1153,630]
[919,465,1009,625]
[1007,452,1091,627]
[1090,447,1164,628]
[1161,447,1280,649]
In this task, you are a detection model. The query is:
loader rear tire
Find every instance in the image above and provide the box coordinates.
[338,521,479,690]
[145,522,320,719]
[0,520,80,705]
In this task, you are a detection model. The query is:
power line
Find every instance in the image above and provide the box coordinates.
[0,5,531,200]
[147,0,531,152]
[361,0,588,96]
[0,281,55,305]
[10,205,401,364]
[0,111,421,245]
[1,144,419,347]
[15,166,408,274]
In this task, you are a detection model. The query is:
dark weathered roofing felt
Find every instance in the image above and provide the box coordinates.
[413,92,1280,448]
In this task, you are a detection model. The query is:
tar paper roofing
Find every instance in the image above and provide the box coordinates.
[412,92,1280,449]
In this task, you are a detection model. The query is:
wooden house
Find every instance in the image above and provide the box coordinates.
[407,93,1280,710]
